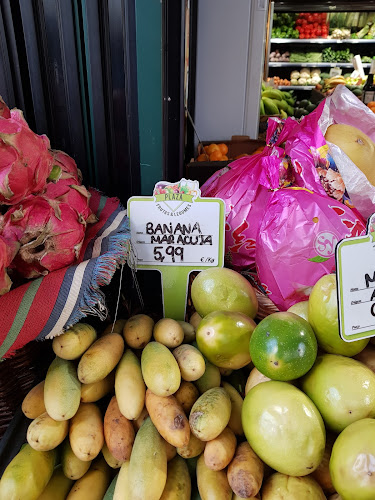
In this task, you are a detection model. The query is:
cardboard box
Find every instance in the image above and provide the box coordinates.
[186,135,266,186]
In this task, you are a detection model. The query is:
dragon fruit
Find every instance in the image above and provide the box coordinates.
[43,179,97,224]
[0,235,19,295]
[50,149,82,184]
[0,187,95,278]
[0,98,54,204]
[0,98,97,283]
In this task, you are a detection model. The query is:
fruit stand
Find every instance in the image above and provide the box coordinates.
[3,78,375,498]
[2,3,375,500]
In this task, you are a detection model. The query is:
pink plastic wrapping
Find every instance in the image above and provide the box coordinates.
[201,117,298,269]
[286,85,375,219]
[256,187,366,310]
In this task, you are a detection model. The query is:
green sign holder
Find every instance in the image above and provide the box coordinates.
[336,213,375,342]
[127,179,225,320]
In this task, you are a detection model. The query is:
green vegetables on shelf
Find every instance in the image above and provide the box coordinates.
[354,23,370,39]
[272,12,298,39]
[330,11,375,30]
[322,47,354,63]
[290,52,323,63]
[272,27,299,39]
[273,12,297,28]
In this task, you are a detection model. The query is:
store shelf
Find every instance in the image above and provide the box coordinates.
[277,86,315,90]
[269,62,371,68]
[271,38,375,44]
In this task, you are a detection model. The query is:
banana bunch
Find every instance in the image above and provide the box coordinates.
[322,76,346,94]
[260,85,295,119]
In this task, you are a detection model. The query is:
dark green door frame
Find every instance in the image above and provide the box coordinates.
[135,0,185,195]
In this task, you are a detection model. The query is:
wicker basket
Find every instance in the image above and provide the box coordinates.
[0,340,54,439]
[255,289,279,320]
[0,270,128,441]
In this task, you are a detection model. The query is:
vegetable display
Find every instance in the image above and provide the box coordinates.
[271,13,299,39]
[290,68,321,86]
[289,52,323,63]
[322,47,354,63]
[271,11,375,40]
[269,50,290,62]
[295,12,329,40]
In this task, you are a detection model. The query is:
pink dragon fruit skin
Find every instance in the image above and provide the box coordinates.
[0,98,54,204]
[1,195,89,278]
[0,98,10,119]
[0,234,20,295]
[43,179,97,224]
[50,149,82,184]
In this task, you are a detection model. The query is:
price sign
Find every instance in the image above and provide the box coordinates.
[336,213,375,342]
[127,179,225,320]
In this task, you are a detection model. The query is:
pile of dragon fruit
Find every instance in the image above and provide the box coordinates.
[0,98,97,296]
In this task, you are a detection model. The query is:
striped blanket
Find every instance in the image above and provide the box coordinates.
[0,189,130,359]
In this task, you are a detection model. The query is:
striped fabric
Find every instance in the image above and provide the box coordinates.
[0,189,130,359]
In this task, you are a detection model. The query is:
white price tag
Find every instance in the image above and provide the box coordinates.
[127,179,225,320]
[336,213,375,341]
[129,197,221,267]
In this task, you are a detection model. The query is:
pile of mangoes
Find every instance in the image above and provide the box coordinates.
[0,314,259,500]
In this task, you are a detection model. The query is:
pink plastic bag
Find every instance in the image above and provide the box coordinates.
[201,117,298,269]
[256,187,366,311]
[285,85,375,219]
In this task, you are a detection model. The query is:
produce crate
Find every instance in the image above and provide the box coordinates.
[186,136,266,186]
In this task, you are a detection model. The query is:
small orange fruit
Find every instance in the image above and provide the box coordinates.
[206,143,220,155]
[209,150,223,161]
[197,153,209,162]
[218,143,229,155]
[221,155,229,161]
